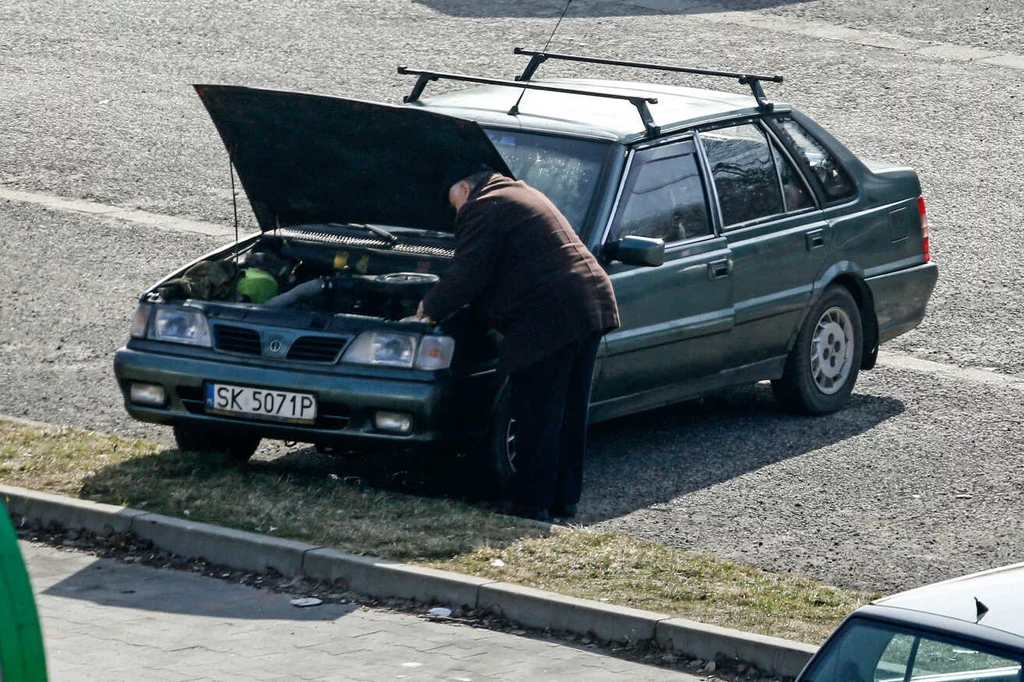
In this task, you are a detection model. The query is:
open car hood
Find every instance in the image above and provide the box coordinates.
[194,84,513,232]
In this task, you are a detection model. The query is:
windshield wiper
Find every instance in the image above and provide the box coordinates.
[328,222,399,245]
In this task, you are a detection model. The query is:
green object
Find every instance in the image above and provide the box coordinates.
[0,502,47,681]
[235,268,278,304]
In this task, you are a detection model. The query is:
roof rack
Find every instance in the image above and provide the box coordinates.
[513,47,783,113]
[397,66,662,136]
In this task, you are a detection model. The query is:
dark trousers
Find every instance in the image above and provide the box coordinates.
[508,331,602,512]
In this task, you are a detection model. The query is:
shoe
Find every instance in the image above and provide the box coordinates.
[552,501,577,518]
[511,506,552,523]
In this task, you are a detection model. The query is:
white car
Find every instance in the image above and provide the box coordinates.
[798,564,1024,682]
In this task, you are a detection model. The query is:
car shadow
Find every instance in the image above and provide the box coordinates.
[36,552,353,622]
[413,0,812,19]
[73,385,903,540]
[581,383,905,522]
[254,383,904,522]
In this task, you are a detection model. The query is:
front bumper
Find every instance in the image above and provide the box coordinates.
[114,347,493,450]
[867,261,939,343]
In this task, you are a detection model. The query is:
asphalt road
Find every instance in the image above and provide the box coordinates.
[2,0,1023,593]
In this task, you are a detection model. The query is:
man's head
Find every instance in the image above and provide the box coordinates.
[442,162,494,211]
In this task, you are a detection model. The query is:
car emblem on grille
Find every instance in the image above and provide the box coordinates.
[264,335,289,358]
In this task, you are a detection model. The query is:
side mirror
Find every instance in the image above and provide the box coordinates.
[604,235,665,267]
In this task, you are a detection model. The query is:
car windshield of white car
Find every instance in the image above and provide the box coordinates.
[802,618,1023,682]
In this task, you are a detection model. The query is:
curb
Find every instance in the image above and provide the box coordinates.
[1,485,817,677]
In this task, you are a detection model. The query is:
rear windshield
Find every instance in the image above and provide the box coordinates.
[485,129,611,234]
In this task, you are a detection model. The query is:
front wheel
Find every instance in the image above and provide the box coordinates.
[772,286,863,415]
[468,387,517,501]
[172,424,261,464]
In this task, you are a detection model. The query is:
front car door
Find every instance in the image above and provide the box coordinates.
[696,119,831,369]
[590,137,734,421]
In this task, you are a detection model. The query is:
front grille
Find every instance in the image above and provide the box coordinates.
[278,228,455,258]
[213,324,262,356]
[287,335,348,363]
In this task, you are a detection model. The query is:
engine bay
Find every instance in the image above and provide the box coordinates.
[153,228,450,321]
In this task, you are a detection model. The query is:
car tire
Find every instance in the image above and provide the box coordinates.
[172,424,261,464]
[772,286,863,415]
[470,386,517,502]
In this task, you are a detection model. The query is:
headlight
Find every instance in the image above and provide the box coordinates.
[415,336,455,370]
[342,332,417,368]
[148,307,212,347]
[130,302,153,339]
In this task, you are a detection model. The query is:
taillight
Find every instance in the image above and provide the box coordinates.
[918,196,930,262]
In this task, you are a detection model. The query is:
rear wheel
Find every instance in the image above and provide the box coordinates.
[172,424,261,464]
[772,286,863,415]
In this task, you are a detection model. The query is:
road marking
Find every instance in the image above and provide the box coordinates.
[631,1,1024,71]
[0,185,241,238]
[877,352,1024,392]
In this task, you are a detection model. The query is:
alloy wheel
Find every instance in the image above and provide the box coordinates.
[810,306,854,395]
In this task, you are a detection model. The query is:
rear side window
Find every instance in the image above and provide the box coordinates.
[700,123,786,227]
[610,140,711,244]
[774,118,856,203]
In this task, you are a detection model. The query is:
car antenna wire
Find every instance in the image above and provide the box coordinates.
[510,0,573,116]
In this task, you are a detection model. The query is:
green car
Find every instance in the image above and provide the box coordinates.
[114,50,936,495]
[0,503,47,681]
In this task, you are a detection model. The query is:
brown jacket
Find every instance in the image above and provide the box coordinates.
[422,174,619,371]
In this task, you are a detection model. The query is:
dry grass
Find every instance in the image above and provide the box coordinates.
[0,418,876,643]
[428,531,876,644]
[0,420,543,560]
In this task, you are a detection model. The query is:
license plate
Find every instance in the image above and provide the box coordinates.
[205,383,317,424]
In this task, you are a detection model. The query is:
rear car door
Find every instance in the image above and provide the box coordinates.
[591,137,734,418]
[697,120,830,368]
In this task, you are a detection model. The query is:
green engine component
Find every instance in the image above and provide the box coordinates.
[236,268,279,304]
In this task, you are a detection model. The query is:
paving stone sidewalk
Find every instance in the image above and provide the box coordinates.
[24,541,699,681]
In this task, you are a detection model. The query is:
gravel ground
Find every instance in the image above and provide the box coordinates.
[587,368,1024,592]
[2,0,1023,594]
[2,0,1022,372]
[761,0,1024,56]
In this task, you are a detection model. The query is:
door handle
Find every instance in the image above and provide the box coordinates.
[707,258,732,280]
[806,229,826,250]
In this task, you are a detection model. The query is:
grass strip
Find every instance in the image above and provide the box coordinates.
[0,418,876,643]
[430,532,872,645]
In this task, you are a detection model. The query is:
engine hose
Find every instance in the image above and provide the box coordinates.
[262,277,330,309]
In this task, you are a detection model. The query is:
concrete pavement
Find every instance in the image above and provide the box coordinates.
[25,541,698,682]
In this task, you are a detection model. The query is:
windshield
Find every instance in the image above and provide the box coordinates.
[485,129,612,234]
[801,618,1024,682]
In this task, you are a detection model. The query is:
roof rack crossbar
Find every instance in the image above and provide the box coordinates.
[397,66,662,136]
[513,47,783,113]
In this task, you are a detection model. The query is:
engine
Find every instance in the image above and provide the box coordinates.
[263,271,439,320]
[154,234,444,321]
